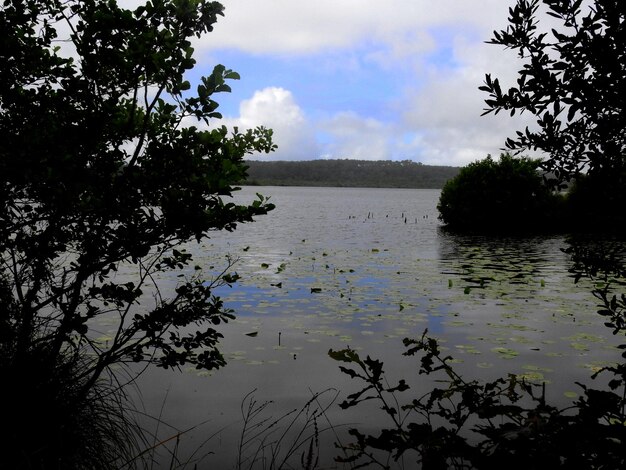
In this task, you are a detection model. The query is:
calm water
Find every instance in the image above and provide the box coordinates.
[130,186,623,469]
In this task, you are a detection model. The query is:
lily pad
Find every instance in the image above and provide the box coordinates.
[491,347,519,359]
[517,371,547,383]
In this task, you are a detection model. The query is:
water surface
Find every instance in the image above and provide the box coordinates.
[129,186,622,468]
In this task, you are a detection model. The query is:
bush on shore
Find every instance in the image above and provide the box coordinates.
[437,154,564,233]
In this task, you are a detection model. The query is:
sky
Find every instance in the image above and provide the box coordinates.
[185,0,543,167]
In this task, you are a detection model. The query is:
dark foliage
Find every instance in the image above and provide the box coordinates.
[563,170,626,231]
[455,0,626,234]
[0,339,142,470]
[437,154,562,232]
[1,0,274,467]
[480,0,626,185]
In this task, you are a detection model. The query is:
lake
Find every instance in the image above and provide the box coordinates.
[131,186,623,469]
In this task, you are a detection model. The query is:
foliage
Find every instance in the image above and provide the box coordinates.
[480,0,626,184]
[563,170,626,231]
[437,153,562,232]
[329,241,626,469]
[0,0,274,466]
[0,338,145,470]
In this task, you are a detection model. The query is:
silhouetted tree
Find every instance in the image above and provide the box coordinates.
[481,0,625,184]
[437,154,562,232]
[0,0,274,466]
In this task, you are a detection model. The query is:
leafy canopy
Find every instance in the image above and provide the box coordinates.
[437,154,561,232]
[480,0,625,182]
[1,0,274,406]
[1,0,277,465]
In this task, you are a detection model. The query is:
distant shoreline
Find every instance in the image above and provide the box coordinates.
[242,159,460,189]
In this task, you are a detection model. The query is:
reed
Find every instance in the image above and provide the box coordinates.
[0,344,145,470]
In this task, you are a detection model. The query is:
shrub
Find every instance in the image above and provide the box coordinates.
[437,154,562,232]
[564,169,626,232]
[0,341,142,470]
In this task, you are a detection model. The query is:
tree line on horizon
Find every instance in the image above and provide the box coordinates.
[242,159,460,189]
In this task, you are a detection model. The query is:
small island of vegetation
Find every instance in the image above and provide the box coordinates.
[437,153,626,234]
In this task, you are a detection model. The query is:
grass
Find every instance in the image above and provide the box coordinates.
[236,388,346,470]
[0,344,144,470]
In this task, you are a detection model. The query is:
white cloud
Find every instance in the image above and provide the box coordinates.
[192,0,564,166]
[319,112,392,160]
[399,35,544,166]
[219,89,402,161]
[214,34,546,166]
[53,0,573,168]
[203,0,514,56]
[228,89,400,161]
[223,87,319,160]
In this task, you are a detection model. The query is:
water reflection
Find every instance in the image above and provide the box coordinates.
[433,231,624,390]
[131,187,625,469]
[438,231,568,290]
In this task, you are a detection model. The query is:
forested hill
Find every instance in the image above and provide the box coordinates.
[243,159,460,189]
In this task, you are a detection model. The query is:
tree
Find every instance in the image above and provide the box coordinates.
[0,0,274,466]
[480,0,625,184]
[437,154,562,232]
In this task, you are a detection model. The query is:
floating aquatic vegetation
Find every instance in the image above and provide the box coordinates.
[455,345,481,355]
[245,360,264,366]
[491,347,519,359]
[546,352,565,357]
[565,332,604,343]
[522,364,553,373]
[228,351,247,361]
[516,370,548,383]
[95,335,114,344]
[487,323,537,332]
[509,336,533,344]
[578,360,616,373]
[189,187,622,394]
